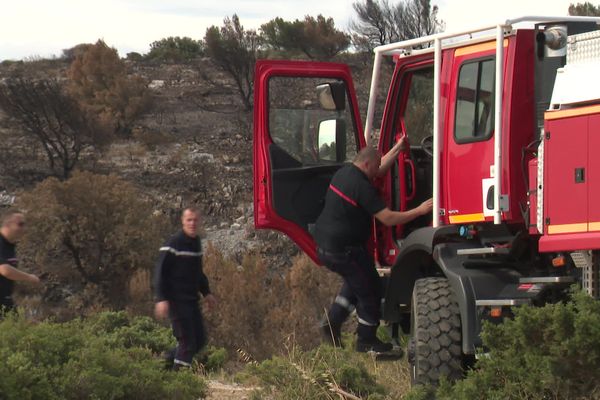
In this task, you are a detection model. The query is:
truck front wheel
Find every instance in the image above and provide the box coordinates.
[408,277,464,385]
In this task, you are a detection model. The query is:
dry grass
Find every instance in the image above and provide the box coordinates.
[236,337,414,400]
[203,244,341,360]
[202,244,414,398]
[127,268,153,315]
[369,355,412,399]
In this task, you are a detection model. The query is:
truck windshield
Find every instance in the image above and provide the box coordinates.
[268,76,358,165]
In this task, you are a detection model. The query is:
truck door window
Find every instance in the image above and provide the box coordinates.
[454,58,495,143]
[403,68,434,144]
[269,77,358,165]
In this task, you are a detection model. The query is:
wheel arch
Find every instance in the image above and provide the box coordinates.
[383,225,486,355]
[383,225,458,323]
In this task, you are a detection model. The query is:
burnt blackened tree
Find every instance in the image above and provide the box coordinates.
[350,0,395,51]
[350,0,443,51]
[397,0,443,40]
[568,2,600,15]
[0,78,108,179]
[204,15,261,111]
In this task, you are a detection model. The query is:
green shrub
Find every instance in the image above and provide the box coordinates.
[409,290,600,400]
[127,51,144,62]
[0,312,206,400]
[203,346,228,372]
[146,36,204,62]
[242,344,386,399]
[90,311,174,354]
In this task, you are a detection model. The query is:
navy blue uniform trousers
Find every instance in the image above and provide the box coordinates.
[318,246,382,340]
[168,300,206,366]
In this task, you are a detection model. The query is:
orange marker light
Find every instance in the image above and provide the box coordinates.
[490,307,502,318]
[552,256,566,268]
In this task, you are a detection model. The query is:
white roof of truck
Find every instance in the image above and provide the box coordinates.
[374,16,600,58]
[551,30,600,109]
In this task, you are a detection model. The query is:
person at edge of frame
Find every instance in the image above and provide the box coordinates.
[0,209,41,317]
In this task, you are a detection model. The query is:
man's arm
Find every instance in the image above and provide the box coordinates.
[153,248,174,302]
[0,264,39,283]
[197,257,217,311]
[378,137,407,177]
[374,198,433,227]
[153,246,174,319]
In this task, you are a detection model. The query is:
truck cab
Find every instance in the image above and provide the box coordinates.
[253,16,600,384]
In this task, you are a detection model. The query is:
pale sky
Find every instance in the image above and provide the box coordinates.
[0,0,578,61]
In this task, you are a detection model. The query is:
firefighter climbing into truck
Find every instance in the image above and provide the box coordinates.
[253,15,600,385]
[315,144,433,354]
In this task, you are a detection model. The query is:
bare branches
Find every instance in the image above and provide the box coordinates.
[204,14,261,111]
[0,78,108,179]
[350,0,444,51]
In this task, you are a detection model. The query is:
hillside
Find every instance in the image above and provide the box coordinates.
[0,53,406,399]
[0,52,387,266]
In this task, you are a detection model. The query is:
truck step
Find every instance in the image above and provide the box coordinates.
[519,276,575,284]
[476,298,531,306]
[456,247,510,256]
[377,267,391,277]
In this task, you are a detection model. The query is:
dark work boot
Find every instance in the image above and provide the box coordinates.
[355,337,394,353]
[321,322,344,347]
[172,360,192,372]
[356,323,393,353]
[163,348,176,370]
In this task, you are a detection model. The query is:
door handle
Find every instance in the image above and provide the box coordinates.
[575,168,585,183]
[405,158,417,201]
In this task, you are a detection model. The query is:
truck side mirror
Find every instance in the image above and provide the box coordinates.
[316,82,346,111]
[318,118,347,162]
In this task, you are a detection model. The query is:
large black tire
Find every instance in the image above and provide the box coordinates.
[408,277,463,385]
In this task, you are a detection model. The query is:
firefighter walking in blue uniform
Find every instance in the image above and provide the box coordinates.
[314,142,433,353]
[154,207,217,370]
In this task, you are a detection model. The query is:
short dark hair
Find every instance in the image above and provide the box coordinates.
[182,206,201,217]
[1,209,24,227]
[354,146,381,163]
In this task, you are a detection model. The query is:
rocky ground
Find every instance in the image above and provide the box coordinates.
[206,380,263,400]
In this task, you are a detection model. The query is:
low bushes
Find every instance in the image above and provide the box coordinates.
[203,247,341,360]
[407,290,600,400]
[243,290,600,400]
[241,344,387,400]
[0,311,206,400]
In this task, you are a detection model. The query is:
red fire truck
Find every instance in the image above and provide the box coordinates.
[253,16,600,384]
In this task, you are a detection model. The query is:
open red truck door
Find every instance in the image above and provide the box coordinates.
[253,60,366,263]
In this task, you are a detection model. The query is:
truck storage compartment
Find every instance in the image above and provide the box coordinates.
[539,29,600,253]
[539,111,600,252]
